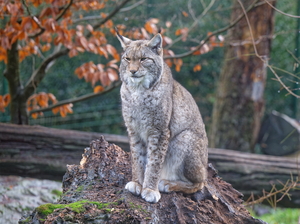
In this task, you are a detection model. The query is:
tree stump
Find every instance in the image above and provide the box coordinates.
[20,136,265,224]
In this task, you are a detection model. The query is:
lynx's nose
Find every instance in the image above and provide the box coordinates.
[130,69,138,74]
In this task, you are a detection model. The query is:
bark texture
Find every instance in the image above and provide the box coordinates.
[0,123,129,179]
[1,123,299,208]
[210,0,276,152]
[19,136,266,224]
[4,41,28,124]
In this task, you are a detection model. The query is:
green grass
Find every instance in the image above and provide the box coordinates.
[251,208,300,224]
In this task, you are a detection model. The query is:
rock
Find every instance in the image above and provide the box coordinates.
[0,175,61,224]
[19,136,266,224]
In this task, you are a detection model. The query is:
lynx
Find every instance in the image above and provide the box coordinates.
[116,32,208,203]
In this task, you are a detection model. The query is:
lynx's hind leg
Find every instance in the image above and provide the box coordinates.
[159,130,208,194]
[158,158,206,194]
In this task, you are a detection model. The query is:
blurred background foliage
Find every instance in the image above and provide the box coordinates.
[0,0,298,135]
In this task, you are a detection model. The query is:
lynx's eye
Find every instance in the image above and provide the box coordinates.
[124,57,131,61]
[140,58,147,62]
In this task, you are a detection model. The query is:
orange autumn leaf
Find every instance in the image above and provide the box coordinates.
[41,43,51,52]
[0,94,11,112]
[0,46,7,63]
[3,94,11,107]
[36,92,48,107]
[166,21,172,28]
[52,106,60,115]
[193,64,202,72]
[182,11,189,17]
[48,93,57,104]
[144,21,154,34]
[175,29,181,36]
[106,44,120,61]
[165,59,173,68]
[64,104,73,114]
[174,58,183,72]
[31,112,38,119]
[94,85,104,93]
[59,104,73,117]
[106,68,118,82]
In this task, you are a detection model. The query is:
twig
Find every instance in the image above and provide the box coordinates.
[245,176,298,206]
[28,0,73,39]
[287,49,300,65]
[237,0,300,98]
[264,0,300,18]
[120,0,144,12]
[28,81,121,114]
[90,0,132,37]
[24,48,70,98]
[164,0,259,59]
[55,0,73,21]
[165,0,216,50]
[21,0,44,32]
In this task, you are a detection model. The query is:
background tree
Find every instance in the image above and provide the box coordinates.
[0,0,130,124]
[209,0,276,152]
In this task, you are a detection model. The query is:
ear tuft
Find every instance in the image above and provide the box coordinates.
[147,34,163,55]
[115,28,132,49]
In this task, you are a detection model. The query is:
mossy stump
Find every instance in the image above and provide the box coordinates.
[20,136,266,224]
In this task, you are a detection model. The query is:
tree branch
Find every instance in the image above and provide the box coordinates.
[24,48,70,99]
[165,0,216,50]
[264,0,300,18]
[163,0,259,59]
[88,0,132,37]
[22,0,45,35]
[28,81,121,114]
[24,0,130,107]
[28,0,73,39]
[120,0,144,12]
[55,0,73,21]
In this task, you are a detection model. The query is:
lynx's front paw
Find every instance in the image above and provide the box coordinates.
[125,181,142,195]
[141,188,161,203]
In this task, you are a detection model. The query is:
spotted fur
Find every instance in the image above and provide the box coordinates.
[117,33,208,203]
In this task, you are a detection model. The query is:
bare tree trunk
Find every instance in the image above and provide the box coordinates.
[4,41,28,124]
[210,0,276,152]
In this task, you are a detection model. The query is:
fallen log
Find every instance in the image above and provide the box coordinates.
[19,136,265,224]
[0,123,299,207]
[0,123,129,179]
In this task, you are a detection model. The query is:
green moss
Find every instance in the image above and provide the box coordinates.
[36,200,116,218]
[51,189,62,197]
[75,186,84,192]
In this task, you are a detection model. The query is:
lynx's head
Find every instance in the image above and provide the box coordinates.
[116,32,164,89]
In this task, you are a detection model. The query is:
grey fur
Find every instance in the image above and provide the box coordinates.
[117,33,208,203]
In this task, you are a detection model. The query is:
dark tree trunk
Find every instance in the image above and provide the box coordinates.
[19,136,265,224]
[210,0,276,152]
[4,41,29,125]
[1,123,299,207]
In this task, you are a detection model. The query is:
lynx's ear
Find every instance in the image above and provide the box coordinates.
[147,34,162,55]
[115,29,132,49]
